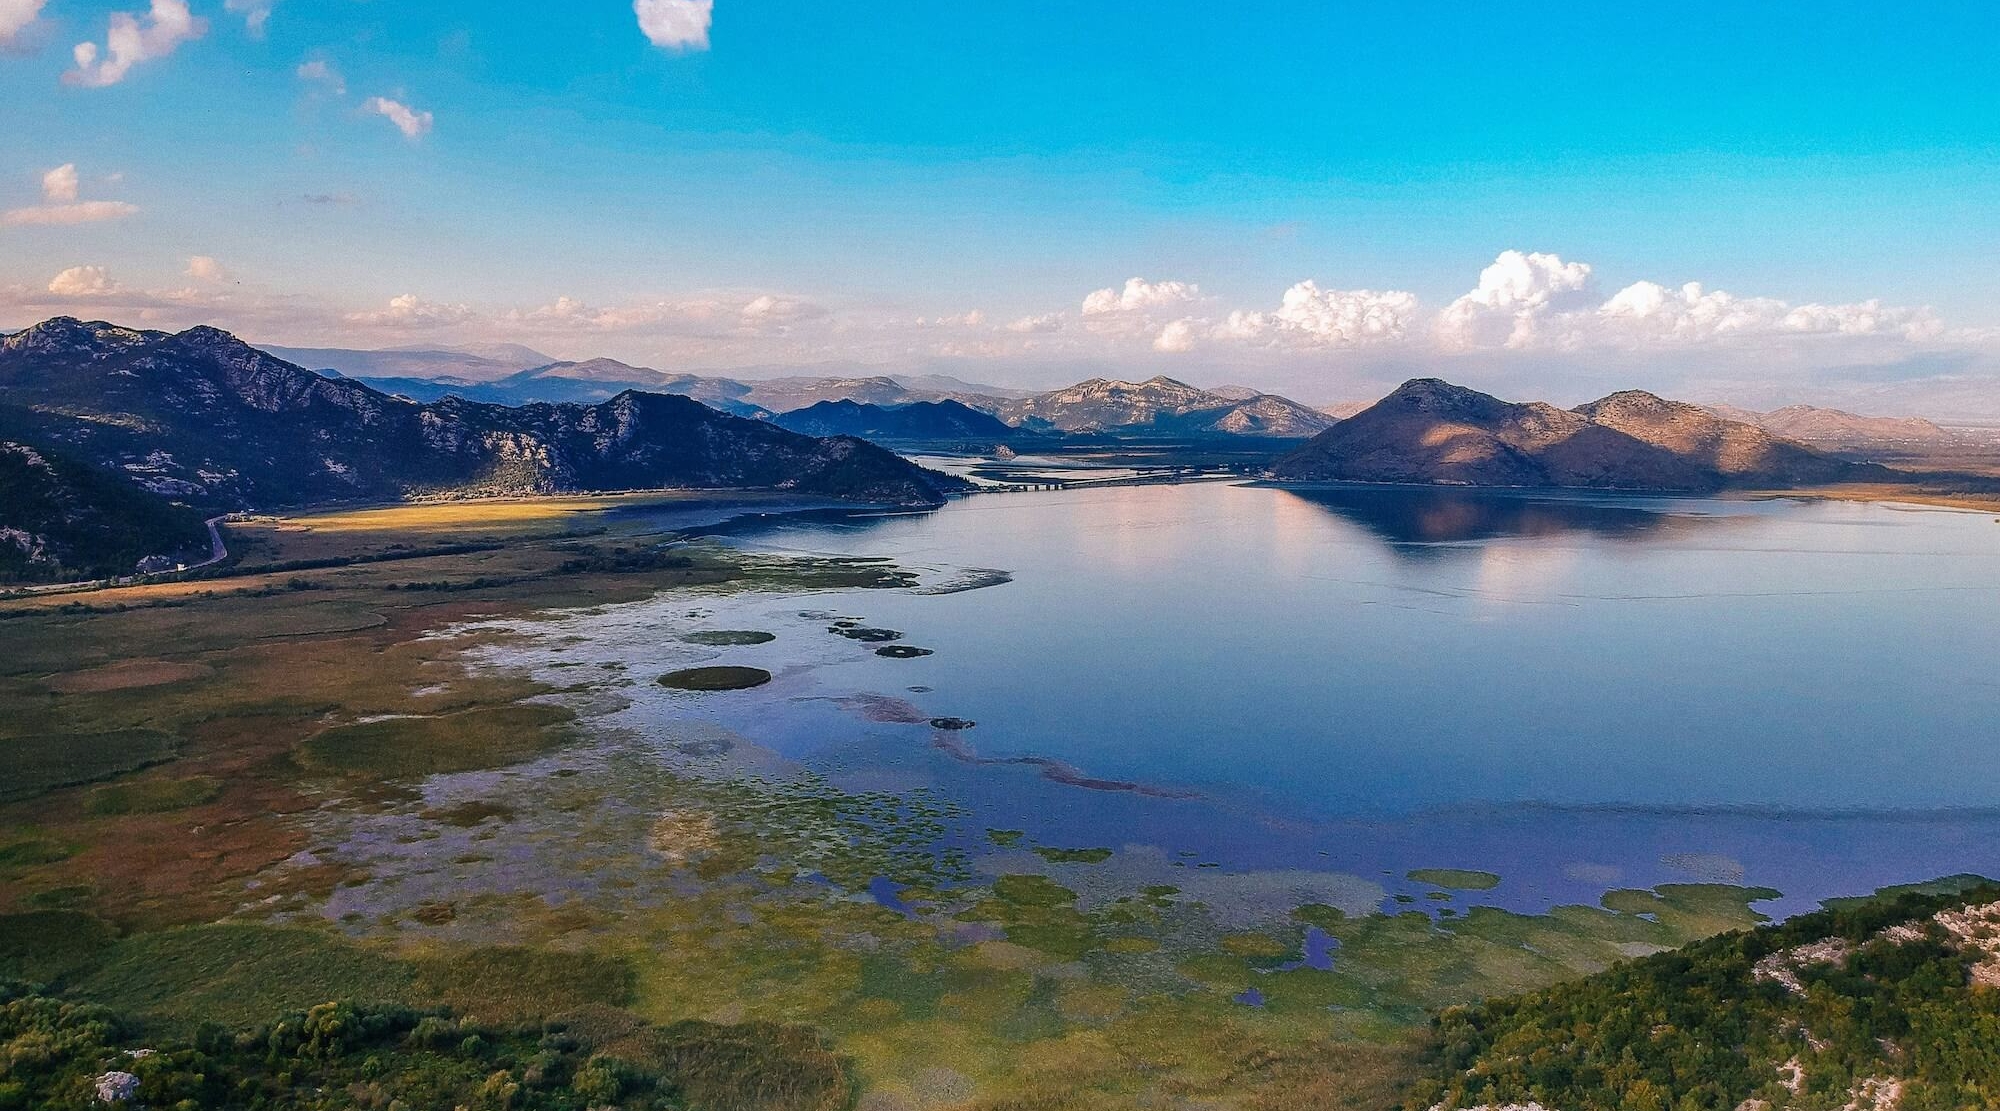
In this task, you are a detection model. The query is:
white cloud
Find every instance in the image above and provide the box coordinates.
[1153,318,1197,354]
[635,0,712,51]
[0,0,47,44]
[41,163,77,203]
[224,0,274,36]
[66,0,207,88]
[295,59,345,95]
[1438,250,1596,349]
[47,265,119,297]
[1081,276,1199,316]
[1597,279,1942,345]
[364,96,433,140]
[1217,281,1420,348]
[346,293,472,327]
[185,255,229,282]
[2,164,139,226]
[1007,312,1064,334]
[738,293,828,330]
[917,309,985,328]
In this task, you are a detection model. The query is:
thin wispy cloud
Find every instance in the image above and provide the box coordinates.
[224,0,275,37]
[634,0,712,52]
[364,96,433,140]
[2,164,140,226]
[66,0,206,88]
[296,59,345,96]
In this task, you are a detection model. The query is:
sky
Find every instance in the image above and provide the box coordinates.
[3,1,1999,412]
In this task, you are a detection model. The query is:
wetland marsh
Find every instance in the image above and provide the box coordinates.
[4,482,1998,1110]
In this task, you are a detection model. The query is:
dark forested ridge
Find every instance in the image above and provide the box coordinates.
[1406,878,2000,1111]
[0,439,209,583]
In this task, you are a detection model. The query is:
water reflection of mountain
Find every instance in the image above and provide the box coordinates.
[1275,484,1701,552]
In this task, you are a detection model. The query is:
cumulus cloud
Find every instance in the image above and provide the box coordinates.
[1007,312,1064,334]
[66,0,206,88]
[47,265,119,297]
[917,310,985,328]
[364,96,433,140]
[41,163,76,203]
[0,0,47,44]
[346,293,472,327]
[739,293,828,329]
[295,59,344,95]
[1081,276,1199,316]
[1217,281,1420,348]
[1597,280,1942,345]
[1153,318,1198,354]
[635,0,712,51]
[3,163,139,226]
[185,255,229,282]
[224,0,273,36]
[1438,250,1596,349]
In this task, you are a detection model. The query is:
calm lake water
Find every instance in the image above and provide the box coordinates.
[542,482,2000,913]
[696,482,2000,813]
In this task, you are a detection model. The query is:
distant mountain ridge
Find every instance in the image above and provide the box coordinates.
[292,342,1333,439]
[264,343,553,384]
[0,318,963,518]
[1703,402,1949,445]
[993,376,1335,437]
[772,399,1016,441]
[1273,378,1880,491]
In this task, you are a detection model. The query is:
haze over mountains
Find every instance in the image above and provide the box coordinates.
[285,343,1336,440]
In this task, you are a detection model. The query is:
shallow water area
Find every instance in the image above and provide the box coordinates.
[464,480,2000,919]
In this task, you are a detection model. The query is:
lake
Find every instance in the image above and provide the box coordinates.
[499,482,2000,916]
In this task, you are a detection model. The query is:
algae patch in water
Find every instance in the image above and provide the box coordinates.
[1407,868,1501,891]
[659,666,774,691]
[680,630,777,646]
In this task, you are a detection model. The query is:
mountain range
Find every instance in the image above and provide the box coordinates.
[1273,379,1884,491]
[286,342,1336,441]
[0,319,963,581]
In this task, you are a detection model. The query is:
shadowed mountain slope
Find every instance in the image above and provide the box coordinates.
[0,318,963,511]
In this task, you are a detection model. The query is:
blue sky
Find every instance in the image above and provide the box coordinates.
[3,1,1998,410]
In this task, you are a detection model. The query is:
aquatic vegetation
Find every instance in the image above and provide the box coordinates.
[658,666,774,691]
[875,644,934,658]
[1034,846,1115,864]
[83,775,222,816]
[298,704,576,779]
[830,625,902,642]
[1406,868,1500,891]
[681,629,778,646]
[0,729,179,803]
